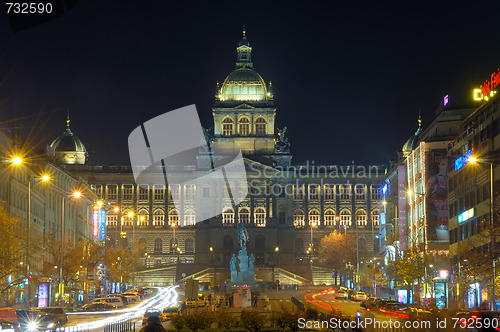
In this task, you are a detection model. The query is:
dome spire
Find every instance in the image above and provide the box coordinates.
[415,109,422,135]
[66,109,70,129]
[236,27,253,68]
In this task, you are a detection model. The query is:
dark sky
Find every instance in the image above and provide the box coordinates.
[0,0,499,166]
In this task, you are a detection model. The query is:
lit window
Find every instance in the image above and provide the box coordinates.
[138,211,148,226]
[255,117,267,136]
[239,208,250,224]
[309,185,319,200]
[340,185,350,200]
[372,210,380,226]
[123,185,133,201]
[106,214,118,226]
[239,117,250,136]
[139,186,149,200]
[340,210,351,226]
[294,210,305,227]
[371,185,381,200]
[255,208,266,227]
[324,210,336,226]
[153,210,164,226]
[223,208,234,226]
[324,184,335,200]
[122,211,133,226]
[222,118,233,137]
[107,185,117,200]
[309,210,320,226]
[293,185,304,200]
[356,210,367,226]
[154,185,164,200]
[355,185,365,200]
[184,210,196,226]
[94,185,102,197]
[169,210,179,227]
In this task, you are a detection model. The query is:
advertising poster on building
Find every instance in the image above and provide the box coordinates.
[425,150,449,241]
[398,165,407,251]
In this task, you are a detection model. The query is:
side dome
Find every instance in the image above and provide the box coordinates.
[220,68,268,101]
[50,115,87,165]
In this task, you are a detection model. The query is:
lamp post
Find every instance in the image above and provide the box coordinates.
[59,190,82,307]
[127,211,136,288]
[468,157,497,309]
[273,246,279,290]
[10,156,50,308]
[308,221,317,285]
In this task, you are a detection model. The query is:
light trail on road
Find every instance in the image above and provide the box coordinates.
[304,289,343,311]
[66,286,179,330]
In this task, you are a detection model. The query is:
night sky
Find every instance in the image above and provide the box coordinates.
[1,0,499,166]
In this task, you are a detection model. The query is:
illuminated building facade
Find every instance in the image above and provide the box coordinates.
[62,32,384,286]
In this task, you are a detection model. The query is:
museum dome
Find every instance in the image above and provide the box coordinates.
[402,114,422,156]
[50,114,87,165]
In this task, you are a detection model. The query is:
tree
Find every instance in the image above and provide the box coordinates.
[318,230,357,284]
[0,204,28,305]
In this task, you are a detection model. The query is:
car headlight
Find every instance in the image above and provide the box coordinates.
[27,322,38,331]
[47,323,55,328]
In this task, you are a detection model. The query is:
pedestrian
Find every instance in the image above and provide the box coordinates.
[139,315,166,332]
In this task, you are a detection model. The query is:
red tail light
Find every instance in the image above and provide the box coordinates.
[367,308,371,312]
[471,315,478,319]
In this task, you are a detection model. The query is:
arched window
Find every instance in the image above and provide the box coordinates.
[239,208,250,224]
[154,238,162,252]
[294,210,305,227]
[238,117,250,136]
[372,209,380,226]
[223,208,234,226]
[255,208,266,227]
[185,238,194,253]
[168,209,179,227]
[309,209,320,226]
[123,210,133,226]
[356,209,367,226]
[138,210,148,226]
[295,238,304,254]
[324,209,336,226]
[255,117,267,136]
[170,238,178,253]
[222,118,233,137]
[340,209,351,226]
[153,210,164,226]
[184,209,196,226]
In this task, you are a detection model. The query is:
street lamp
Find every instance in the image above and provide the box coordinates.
[468,156,497,309]
[59,190,83,306]
[10,156,50,308]
[273,246,279,290]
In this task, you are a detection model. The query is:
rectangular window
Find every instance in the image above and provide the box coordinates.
[106,215,118,226]
[279,212,286,224]
[355,185,365,200]
[94,185,102,197]
[123,185,133,201]
[371,185,381,200]
[293,185,304,200]
[139,187,149,200]
[107,185,118,200]
[309,185,319,200]
[170,185,180,200]
[340,185,350,200]
[324,184,335,200]
[185,184,195,201]
[154,185,164,200]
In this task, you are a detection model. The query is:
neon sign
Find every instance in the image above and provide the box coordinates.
[92,204,99,237]
[454,148,473,171]
[443,95,449,106]
[99,209,106,241]
[474,68,500,101]
[458,208,474,224]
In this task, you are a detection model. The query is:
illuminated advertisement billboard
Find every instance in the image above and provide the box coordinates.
[93,204,99,237]
[99,209,106,241]
[425,150,449,241]
[398,165,407,251]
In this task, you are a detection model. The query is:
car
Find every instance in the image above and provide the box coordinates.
[81,303,116,312]
[0,318,17,332]
[29,313,63,330]
[335,290,348,299]
[142,309,162,326]
[0,308,18,324]
[360,297,380,309]
[453,311,500,331]
[351,292,369,301]
[185,294,206,307]
[121,293,139,303]
[92,296,125,308]
[380,302,405,316]
[161,307,178,321]
[377,300,402,314]
[395,306,432,320]
[31,307,68,325]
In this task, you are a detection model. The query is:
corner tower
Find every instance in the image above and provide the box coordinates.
[212,30,291,167]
